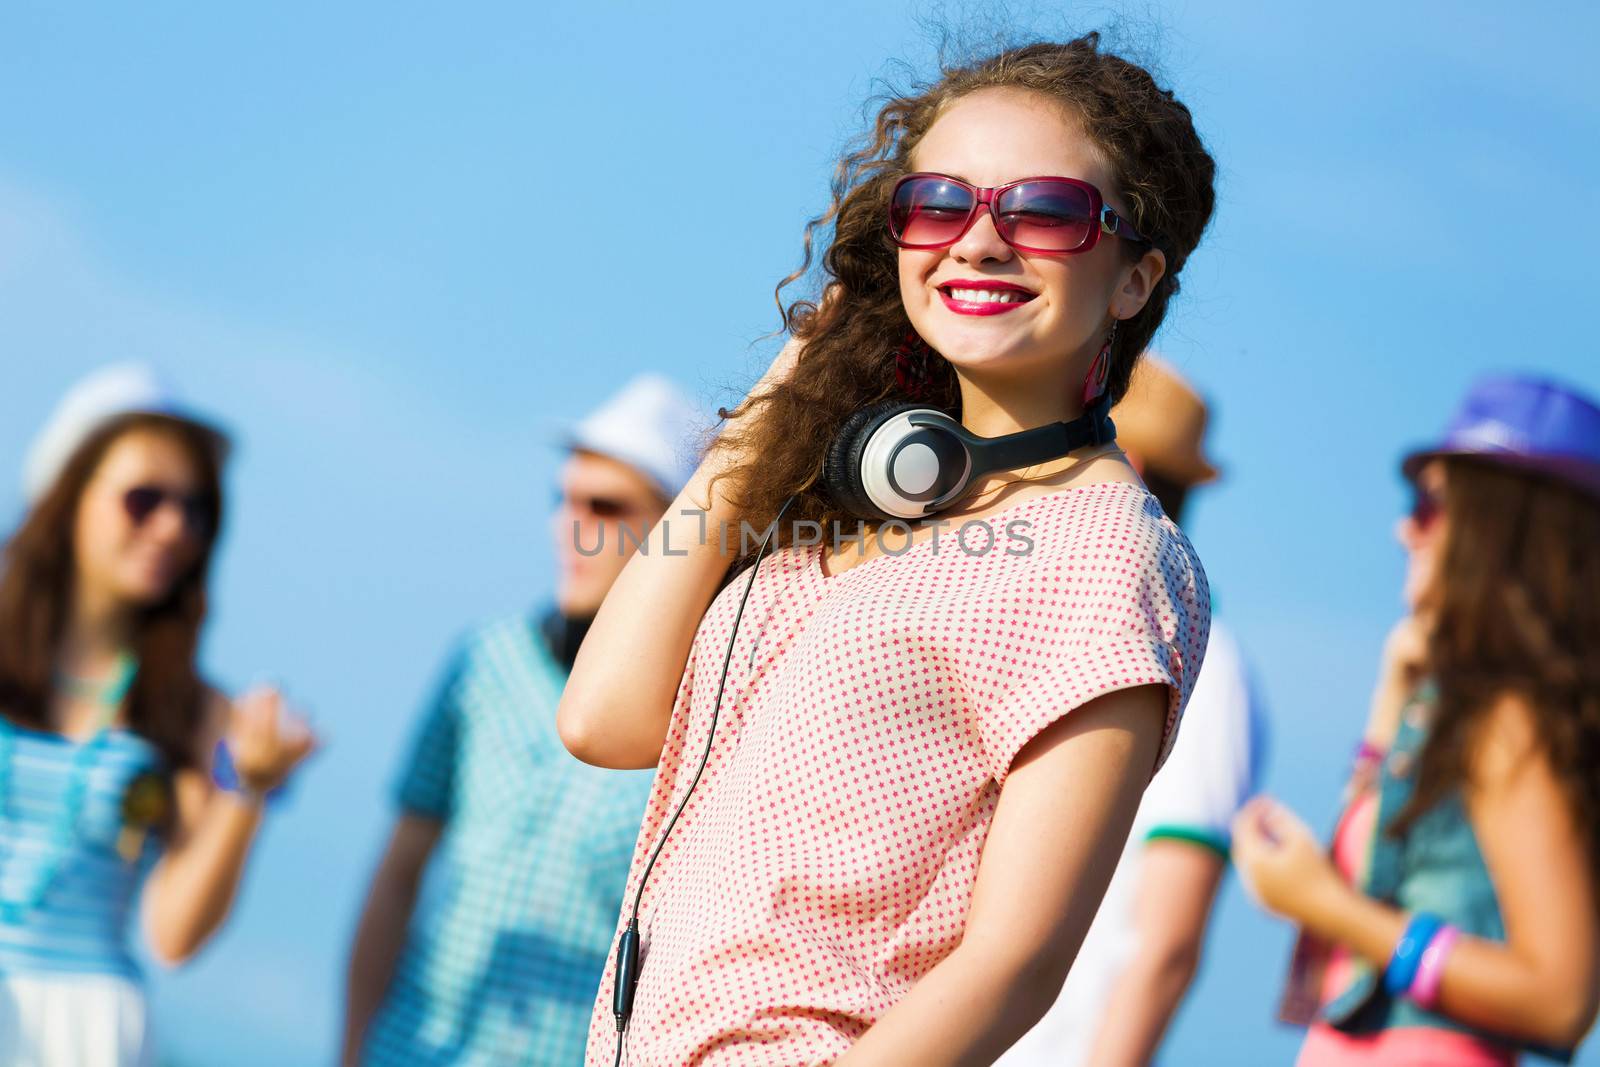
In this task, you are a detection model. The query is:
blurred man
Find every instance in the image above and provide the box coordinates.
[342,375,702,1066]
[998,357,1267,1067]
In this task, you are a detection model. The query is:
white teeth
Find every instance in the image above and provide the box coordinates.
[946,287,1027,304]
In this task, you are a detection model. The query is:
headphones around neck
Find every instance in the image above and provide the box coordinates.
[820,394,1117,521]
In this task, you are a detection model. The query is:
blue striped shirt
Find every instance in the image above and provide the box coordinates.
[0,723,165,979]
[362,615,656,1067]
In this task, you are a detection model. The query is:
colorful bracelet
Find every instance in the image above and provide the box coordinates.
[1409,923,1460,1011]
[220,782,270,807]
[211,741,289,807]
[1384,912,1445,996]
[1353,739,1387,767]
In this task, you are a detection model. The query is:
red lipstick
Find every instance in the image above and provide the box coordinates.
[936,279,1037,317]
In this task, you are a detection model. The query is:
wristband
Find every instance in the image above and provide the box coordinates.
[221,782,269,808]
[1353,739,1386,768]
[1384,912,1445,996]
[212,741,290,807]
[1409,923,1460,1011]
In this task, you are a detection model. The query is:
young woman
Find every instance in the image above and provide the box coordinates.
[560,35,1217,1066]
[1233,376,1600,1065]
[0,367,317,1066]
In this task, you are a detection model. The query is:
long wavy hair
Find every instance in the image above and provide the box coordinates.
[1391,458,1600,883]
[0,414,225,769]
[707,33,1217,546]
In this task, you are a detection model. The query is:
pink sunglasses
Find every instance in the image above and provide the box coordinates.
[888,172,1150,255]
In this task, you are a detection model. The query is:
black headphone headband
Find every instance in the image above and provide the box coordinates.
[953,392,1115,471]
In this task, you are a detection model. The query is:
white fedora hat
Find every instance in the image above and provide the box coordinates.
[22,363,229,504]
[559,374,706,499]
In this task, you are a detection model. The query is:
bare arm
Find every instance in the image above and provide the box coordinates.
[1083,841,1226,1066]
[1235,694,1600,1050]
[833,685,1169,1067]
[141,687,315,964]
[341,815,443,1066]
[141,767,262,964]
[557,340,803,769]
[556,470,741,768]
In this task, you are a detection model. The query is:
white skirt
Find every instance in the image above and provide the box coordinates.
[0,973,155,1067]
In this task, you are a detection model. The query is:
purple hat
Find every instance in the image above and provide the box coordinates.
[1402,375,1600,499]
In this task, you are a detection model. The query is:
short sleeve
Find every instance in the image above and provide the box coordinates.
[976,497,1210,785]
[1140,620,1265,856]
[393,639,471,820]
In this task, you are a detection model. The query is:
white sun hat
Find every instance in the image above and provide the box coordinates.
[22,363,229,505]
[559,374,706,500]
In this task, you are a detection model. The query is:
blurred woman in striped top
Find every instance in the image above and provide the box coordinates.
[0,365,316,1067]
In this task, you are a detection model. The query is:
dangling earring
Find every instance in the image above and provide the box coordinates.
[894,330,936,400]
[1081,320,1117,409]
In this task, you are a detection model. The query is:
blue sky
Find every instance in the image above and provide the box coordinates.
[2,1,1597,1063]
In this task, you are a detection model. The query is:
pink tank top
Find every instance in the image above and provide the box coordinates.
[1296,790,1514,1066]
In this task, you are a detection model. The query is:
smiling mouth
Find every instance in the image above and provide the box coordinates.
[937,284,1037,315]
[940,285,1035,304]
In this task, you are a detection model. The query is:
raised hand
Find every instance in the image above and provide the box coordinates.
[1231,795,1343,924]
[224,686,318,795]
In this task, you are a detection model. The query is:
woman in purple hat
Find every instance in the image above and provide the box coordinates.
[1233,375,1600,1065]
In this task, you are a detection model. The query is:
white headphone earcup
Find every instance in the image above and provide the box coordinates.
[856,408,970,520]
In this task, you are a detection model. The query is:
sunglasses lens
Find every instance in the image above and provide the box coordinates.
[123,486,212,536]
[996,181,1095,252]
[890,177,974,247]
[558,490,633,520]
[123,487,163,525]
[1411,487,1441,528]
[181,497,215,536]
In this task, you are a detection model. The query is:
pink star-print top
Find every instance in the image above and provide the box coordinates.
[586,481,1210,1066]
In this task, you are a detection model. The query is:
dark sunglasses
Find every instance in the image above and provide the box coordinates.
[122,486,215,537]
[1409,482,1444,530]
[888,172,1150,255]
[554,489,646,520]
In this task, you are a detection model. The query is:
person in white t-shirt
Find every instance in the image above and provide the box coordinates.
[998,356,1267,1067]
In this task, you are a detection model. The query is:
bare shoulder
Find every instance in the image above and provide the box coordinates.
[1467,688,1548,790]
[1465,687,1596,931]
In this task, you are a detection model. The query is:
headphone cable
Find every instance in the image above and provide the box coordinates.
[610,494,798,1066]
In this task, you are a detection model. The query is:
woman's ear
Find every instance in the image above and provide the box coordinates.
[1111,247,1167,321]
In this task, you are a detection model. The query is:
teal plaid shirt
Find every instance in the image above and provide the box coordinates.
[362,615,655,1066]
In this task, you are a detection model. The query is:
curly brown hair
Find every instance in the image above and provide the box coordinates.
[708,33,1216,545]
[1391,459,1600,884]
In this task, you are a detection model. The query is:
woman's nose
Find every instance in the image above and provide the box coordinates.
[949,208,1014,266]
[143,502,194,546]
